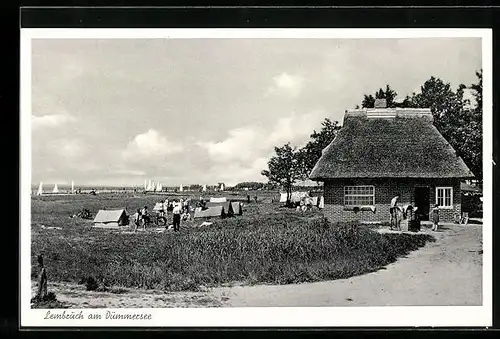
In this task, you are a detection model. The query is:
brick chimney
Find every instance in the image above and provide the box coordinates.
[374,98,387,108]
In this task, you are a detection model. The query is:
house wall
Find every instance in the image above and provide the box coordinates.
[323,178,461,223]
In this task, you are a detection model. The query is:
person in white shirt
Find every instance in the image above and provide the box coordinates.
[390,195,400,229]
[172,202,182,232]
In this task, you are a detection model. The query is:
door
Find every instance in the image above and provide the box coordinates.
[414,186,430,221]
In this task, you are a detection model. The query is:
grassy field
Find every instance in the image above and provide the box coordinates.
[31,190,435,293]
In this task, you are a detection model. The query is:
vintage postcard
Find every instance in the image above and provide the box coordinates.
[20,28,492,327]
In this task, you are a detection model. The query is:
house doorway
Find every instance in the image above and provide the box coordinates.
[414,186,430,221]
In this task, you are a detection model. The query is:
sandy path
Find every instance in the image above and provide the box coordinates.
[210,224,483,307]
[32,224,482,308]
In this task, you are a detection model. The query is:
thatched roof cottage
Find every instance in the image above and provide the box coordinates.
[309,100,474,223]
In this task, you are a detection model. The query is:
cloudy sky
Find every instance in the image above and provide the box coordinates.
[31,37,482,187]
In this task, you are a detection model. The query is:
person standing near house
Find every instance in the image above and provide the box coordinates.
[431,204,440,231]
[389,194,400,229]
[172,201,182,232]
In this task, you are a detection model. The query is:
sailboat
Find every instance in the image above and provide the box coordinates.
[52,184,59,194]
[146,179,153,191]
[220,183,225,191]
[36,182,43,195]
[144,179,148,190]
[156,182,163,192]
[202,185,207,192]
[71,180,75,194]
[179,184,183,192]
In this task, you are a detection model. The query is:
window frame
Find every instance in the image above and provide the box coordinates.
[435,186,454,209]
[343,185,375,207]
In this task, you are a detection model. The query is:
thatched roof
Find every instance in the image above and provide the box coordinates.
[309,108,474,180]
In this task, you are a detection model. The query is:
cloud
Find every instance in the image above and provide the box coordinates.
[267,72,304,98]
[267,110,325,147]
[197,109,326,183]
[122,129,183,160]
[45,138,86,159]
[196,126,258,163]
[32,114,77,130]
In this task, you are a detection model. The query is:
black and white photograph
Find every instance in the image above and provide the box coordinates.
[20,28,492,327]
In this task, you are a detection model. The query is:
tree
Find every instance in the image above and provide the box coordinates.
[300,118,341,176]
[261,143,307,204]
[465,69,483,182]
[234,181,266,190]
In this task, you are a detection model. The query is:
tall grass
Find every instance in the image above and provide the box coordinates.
[31,195,434,291]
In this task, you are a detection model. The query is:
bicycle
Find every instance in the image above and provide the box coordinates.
[136,213,167,228]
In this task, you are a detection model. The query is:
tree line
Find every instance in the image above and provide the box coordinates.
[262,70,483,204]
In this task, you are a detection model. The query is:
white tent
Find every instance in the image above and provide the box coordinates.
[36,182,43,196]
[52,184,59,194]
[202,185,207,192]
[279,191,310,203]
[179,184,183,192]
[210,197,227,203]
[93,209,129,228]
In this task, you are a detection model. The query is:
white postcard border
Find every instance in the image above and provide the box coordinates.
[20,28,493,328]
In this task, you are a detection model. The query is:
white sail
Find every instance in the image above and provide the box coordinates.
[36,182,43,195]
[220,183,225,191]
[202,185,207,192]
[146,179,153,191]
[144,179,148,190]
[179,184,183,192]
[52,184,59,193]
[71,180,75,194]
[157,182,162,191]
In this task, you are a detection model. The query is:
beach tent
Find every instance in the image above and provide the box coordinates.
[210,197,227,203]
[36,182,43,196]
[153,202,164,212]
[193,205,226,219]
[93,209,129,228]
[279,191,310,204]
[52,184,59,194]
[291,191,310,203]
[231,201,243,215]
[206,201,234,216]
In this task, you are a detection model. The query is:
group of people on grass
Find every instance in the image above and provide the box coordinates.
[133,197,192,232]
[389,194,440,232]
